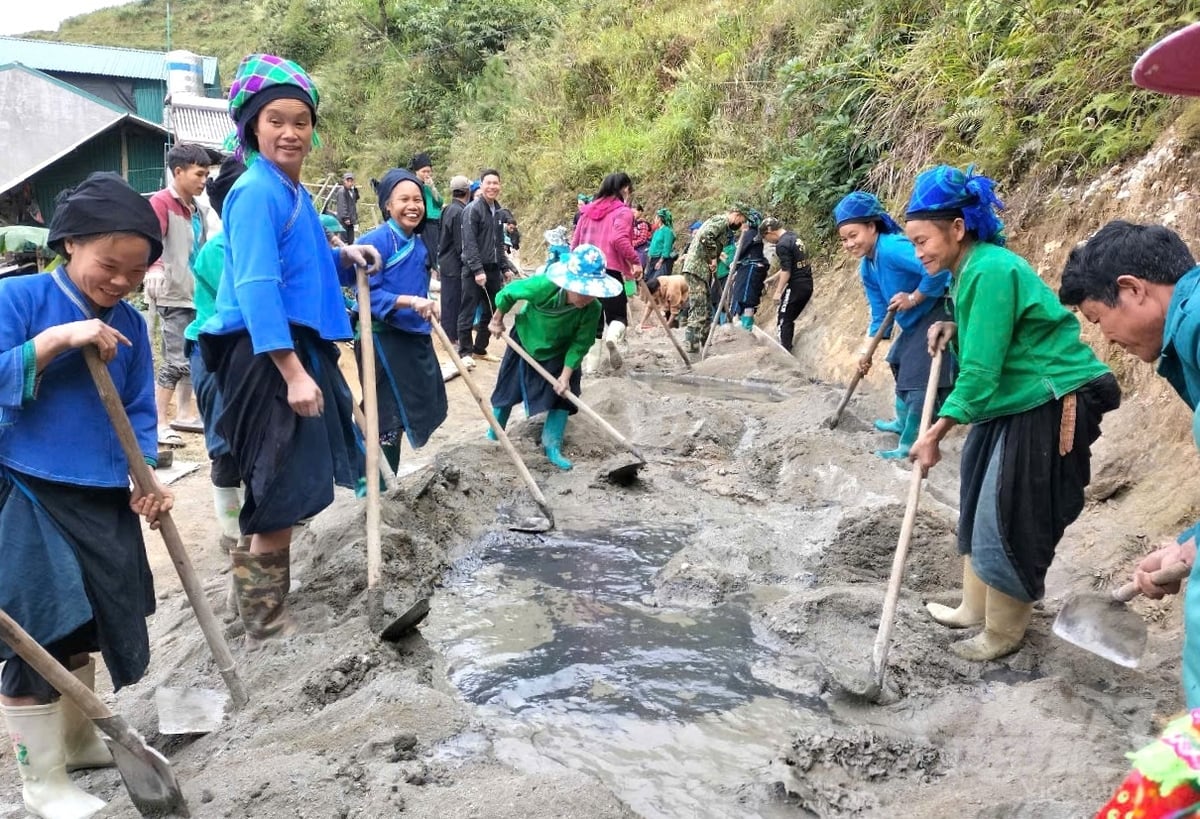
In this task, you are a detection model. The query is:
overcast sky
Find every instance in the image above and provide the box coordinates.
[0,0,139,36]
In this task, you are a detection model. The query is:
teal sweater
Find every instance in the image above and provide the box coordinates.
[648,226,675,259]
[940,241,1109,425]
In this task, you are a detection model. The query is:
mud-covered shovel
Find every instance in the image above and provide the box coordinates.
[1053,563,1191,667]
[0,608,190,817]
[429,321,555,532]
[823,309,896,430]
[499,331,646,485]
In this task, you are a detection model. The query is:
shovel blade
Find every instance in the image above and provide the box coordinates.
[604,458,645,486]
[96,715,191,817]
[155,687,227,735]
[1052,593,1147,668]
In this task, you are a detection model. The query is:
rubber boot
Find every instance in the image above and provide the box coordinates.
[950,586,1034,661]
[685,328,700,354]
[486,406,511,441]
[231,549,297,643]
[225,536,250,621]
[739,313,754,331]
[925,557,986,628]
[874,397,906,434]
[61,659,113,772]
[582,339,604,375]
[603,321,625,369]
[213,484,243,553]
[875,401,919,460]
[1,702,105,818]
[541,409,573,471]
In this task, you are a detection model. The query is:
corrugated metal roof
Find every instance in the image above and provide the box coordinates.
[167,95,232,150]
[0,37,218,85]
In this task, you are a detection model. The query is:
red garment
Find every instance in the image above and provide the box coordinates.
[1096,769,1200,818]
[571,197,639,277]
[632,219,651,249]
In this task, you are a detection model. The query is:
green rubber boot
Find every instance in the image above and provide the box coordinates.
[739,314,754,331]
[542,409,573,470]
[874,396,906,434]
[876,400,919,460]
[486,406,511,441]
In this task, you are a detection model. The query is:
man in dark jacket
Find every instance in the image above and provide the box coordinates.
[761,216,813,353]
[335,172,359,243]
[438,175,472,349]
[457,168,506,361]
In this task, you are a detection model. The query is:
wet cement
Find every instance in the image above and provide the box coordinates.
[629,372,789,403]
[425,526,825,818]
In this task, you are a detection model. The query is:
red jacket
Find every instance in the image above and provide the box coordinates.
[572,197,639,277]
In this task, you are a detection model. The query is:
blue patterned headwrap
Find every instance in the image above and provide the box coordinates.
[833,192,902,234]
[905,165,1006,246]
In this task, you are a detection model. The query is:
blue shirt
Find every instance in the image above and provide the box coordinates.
[860,232,951,336]
[358,220,432,334]
[0,267,156,487]
[201,158,357,353]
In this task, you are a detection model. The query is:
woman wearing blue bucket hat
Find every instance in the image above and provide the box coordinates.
[486,244,622,470]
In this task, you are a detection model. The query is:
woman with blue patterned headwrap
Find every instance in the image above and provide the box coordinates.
[731,209,770,331]
[834,191,955,460]
[904,164,1120,662]
[486,244,622,471]
[353,169,448,476]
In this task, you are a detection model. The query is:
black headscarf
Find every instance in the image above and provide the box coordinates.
[48,172,163,263]
[409,152,432,172]
[205,155,248,220]
[373,168,427,234]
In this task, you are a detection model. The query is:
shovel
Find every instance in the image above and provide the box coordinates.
[0,607,191,817]
[1053,562,1192,667]
[636,280,692,370]
[429,320,555,532]
[701,241,745,361]
[84,347,248,732]
[824,309,896,429]
[499,330,646,485]
[833,350,942,702]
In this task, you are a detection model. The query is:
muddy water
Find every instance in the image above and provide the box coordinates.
[629,373,789,403]
[425,526,825,819]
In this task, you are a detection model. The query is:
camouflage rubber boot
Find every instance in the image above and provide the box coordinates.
[231,549,296,643]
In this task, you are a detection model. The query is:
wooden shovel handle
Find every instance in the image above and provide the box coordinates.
[499,331,645,463]
[83,347,248,709]
[636,280,692,370]
[355,269,382,594]
[831,309,896,423]
[0,607,113,719]
[1114,562,1193,602]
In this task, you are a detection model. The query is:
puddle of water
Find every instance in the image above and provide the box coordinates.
[425,526,824,819]
[629,373,788,403]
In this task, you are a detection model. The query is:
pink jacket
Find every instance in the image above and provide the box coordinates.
[572,197,640,277]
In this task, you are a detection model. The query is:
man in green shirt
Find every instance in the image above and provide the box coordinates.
[487,244,622,470]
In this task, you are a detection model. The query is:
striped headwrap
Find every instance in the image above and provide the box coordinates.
[224,54,321,159]
[833,191,902,234]
[905,165,1006,246]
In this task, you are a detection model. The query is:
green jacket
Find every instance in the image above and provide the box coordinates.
[941,241,1109,425]
[495,275,602,370]
[422,183,443,221]
[648,225,675,259]
[184,232,224,342]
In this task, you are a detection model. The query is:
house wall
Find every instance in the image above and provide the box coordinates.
[30,126,167,220]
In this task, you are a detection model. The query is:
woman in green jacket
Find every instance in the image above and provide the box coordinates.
[905,165,1120,662]
[646,208,676,285]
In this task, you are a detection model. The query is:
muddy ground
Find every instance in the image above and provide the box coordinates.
[4,134,1200,818]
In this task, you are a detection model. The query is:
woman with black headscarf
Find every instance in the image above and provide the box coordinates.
[0,172,172,815]
[355,169,448,473]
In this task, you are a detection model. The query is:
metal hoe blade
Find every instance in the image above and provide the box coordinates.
[97,716,191,817]
[1052,593,1147,668]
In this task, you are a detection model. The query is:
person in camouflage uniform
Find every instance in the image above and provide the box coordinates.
[681,205,747,351]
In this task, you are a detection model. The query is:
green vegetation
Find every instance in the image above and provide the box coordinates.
[41,0,1198,241]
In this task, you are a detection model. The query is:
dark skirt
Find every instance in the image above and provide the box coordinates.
[188,340,230,460]
[201,328,364,534]
[490,328,581,417]
[355,327,448,449]
[0,468,155,693]
[732,260,769,311]
[886,298,957,394]
[958,373,1120,601]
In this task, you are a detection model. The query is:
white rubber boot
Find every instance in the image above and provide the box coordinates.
[950,586,1034,661]
[212,484,243,552]
[603,320,626,369]
[926,557,986,628]
[62,660,112,771]
[1,702,106,818]
[581,339,604,375]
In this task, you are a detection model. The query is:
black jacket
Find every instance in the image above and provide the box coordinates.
[776,231,812,284]
[460,197,505,272]
[438,198,467,279]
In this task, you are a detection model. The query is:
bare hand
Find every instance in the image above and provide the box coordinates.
[908,430,942,474]
[409,296,439,320]
[488,316,505,338]
[857,354,872,376]
[888,291,917,312]
[286,370,324,417]
[1133,538,1196,599]
[341,244,383,274]
[474,271,486,286]
[927,321,957,355]
[66,320,131,362]
[131,479,174,530]
[553,372,572,396]
[143,270,165,301]
[631,264,644,280]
